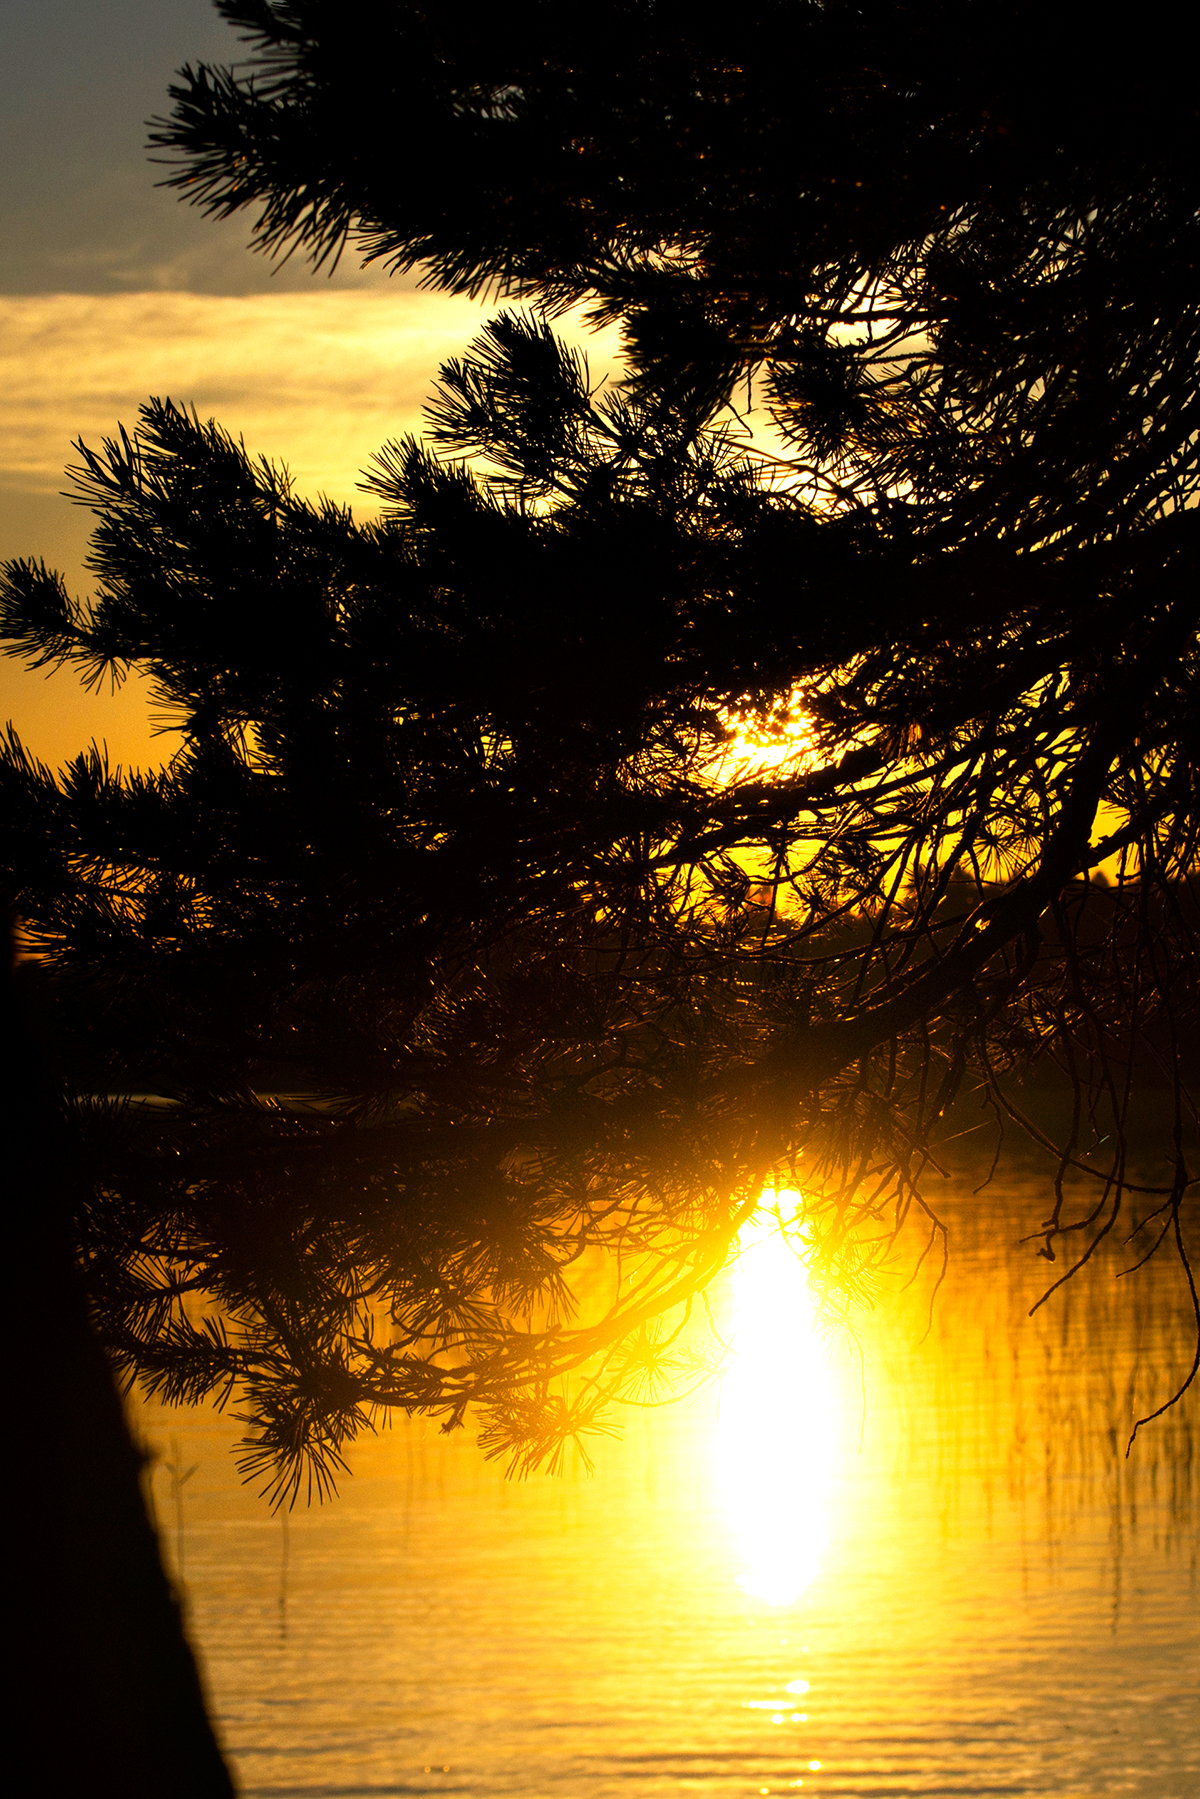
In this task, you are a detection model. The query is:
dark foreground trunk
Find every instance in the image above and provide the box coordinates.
[6,934,235,1797]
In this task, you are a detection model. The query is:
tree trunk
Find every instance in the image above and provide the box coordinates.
[6,931,235,1797]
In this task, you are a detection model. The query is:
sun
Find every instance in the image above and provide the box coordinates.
[713,1198,839,1607]
[706,694,819,791]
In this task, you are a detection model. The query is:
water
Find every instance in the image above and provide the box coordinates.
[132,1158,1199,1798]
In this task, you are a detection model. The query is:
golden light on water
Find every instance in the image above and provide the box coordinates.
[714,1200,838,1606]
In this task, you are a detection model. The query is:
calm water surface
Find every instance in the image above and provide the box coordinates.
[133,1159,1199,1798]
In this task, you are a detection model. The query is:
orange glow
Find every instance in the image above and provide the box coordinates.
[713,1199,838,1605]
[707,697,817,790]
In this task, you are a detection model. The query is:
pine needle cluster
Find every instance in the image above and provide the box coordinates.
[3,1,1197,1494]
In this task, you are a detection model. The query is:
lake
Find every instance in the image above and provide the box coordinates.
[130,1149,1198,1798]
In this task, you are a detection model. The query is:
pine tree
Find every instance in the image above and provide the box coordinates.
[2,1,1197,1493]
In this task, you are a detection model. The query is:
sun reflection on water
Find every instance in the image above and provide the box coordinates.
[714,1200,838,1606]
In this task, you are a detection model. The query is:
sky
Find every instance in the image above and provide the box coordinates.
[0,0,608,767]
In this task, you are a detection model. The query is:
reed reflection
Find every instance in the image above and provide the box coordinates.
[714,1199,838,1606]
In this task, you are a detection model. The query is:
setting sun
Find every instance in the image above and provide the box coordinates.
[714,1200,839,1607]
[8,5,1195,1793]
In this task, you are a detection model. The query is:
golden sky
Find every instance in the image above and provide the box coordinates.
[0,288,509,767]
[0,0,629,771]
[0,288,631,768]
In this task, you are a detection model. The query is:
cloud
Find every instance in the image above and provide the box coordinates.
[5,201,408,300]
[0,288,558,506]
[0,287,624,769]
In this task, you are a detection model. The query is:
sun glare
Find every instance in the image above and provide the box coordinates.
[708,698,817,790]
[714,1200,838,1607]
